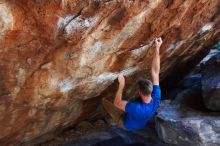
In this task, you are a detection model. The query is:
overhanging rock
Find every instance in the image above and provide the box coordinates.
[0,0,220,145]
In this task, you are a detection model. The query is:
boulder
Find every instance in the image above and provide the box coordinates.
[181,73,202,89]
[156,100,220,146]
[201,52,220,111]
[0,0,220,145]
[156,49,220,146]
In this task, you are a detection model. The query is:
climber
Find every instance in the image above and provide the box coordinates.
[103,37,162,131]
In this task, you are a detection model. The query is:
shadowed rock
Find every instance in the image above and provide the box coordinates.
[156,98,220,146]
[201,52,220,111]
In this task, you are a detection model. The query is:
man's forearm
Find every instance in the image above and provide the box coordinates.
[113,74,127,112]
[152,47,160,74]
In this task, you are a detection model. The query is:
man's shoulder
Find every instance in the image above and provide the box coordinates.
[151,85,161,102]
[152,85,161,94]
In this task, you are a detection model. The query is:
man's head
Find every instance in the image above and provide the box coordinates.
[138,79,153,97]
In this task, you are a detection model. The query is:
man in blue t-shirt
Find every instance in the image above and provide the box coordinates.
[103,37,162,131]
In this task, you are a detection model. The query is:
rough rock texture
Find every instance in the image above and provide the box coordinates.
[156,100,220,146]
[43,119,169,146]
[155,68,220,146]
[0,0,220,145]
[156,49,220,146]
[201,52,220,111]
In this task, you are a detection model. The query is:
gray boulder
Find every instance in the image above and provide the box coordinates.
[155,99,220,146]
[201,52,220,111]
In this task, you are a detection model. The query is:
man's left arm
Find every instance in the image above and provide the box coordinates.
[151,37,162,85]
[114,74,128,112]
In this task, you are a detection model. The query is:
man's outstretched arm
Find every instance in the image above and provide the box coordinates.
[151,37,163,85]
[114,74,127,112]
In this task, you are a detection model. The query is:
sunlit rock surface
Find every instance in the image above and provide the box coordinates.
[0,0,220,145]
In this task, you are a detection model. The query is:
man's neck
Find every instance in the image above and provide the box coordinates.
[142,96,152,103]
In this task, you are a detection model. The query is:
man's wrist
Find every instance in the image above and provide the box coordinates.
[119,84,124,90]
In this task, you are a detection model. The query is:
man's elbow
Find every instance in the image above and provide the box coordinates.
[114,100,122,109]
[151,70,159,76]
[114,100,121,108]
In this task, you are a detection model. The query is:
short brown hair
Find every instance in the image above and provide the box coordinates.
[138,79,153,96]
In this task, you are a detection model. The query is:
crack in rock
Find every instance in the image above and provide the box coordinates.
[57,9,98,35]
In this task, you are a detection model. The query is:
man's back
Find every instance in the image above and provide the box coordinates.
[123,85,161,131]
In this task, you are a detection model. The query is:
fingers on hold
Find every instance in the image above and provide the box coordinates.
[118,73,123,78]
[155,37,162,43]
[155,37,163,44]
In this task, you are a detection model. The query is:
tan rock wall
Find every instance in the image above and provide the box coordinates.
[0,0,219,145]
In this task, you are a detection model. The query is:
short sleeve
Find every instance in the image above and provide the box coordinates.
[125,102,138,114]
[151,85,161,101]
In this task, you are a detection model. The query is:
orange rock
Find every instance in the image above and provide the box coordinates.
[0,0,219,145]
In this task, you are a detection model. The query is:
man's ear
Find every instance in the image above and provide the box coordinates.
[138,90,142,96]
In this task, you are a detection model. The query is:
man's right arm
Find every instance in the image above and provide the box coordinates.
[114,74,128,112]
[151,37,162,85]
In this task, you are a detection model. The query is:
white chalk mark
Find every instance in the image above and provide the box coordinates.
[0,3,13,36]
[57,15,98,35]
[132,40,154,56]
[55,66,139,95]
[166,41,184,53]
[120,66,139,76]
[200,23,214,34]
[57,15,73,28]
[58,78,77,93]
[80,41,103,66]
[50,74,59,88]
[92,66,139,84]
[96,72,117,84]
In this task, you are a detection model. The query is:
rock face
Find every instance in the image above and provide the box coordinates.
[0,0,220,145]
[201,52,220,111]
[156,100,220,146]
[156,62,220,146]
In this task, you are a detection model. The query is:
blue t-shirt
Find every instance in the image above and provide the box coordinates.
[123,85,161,131]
